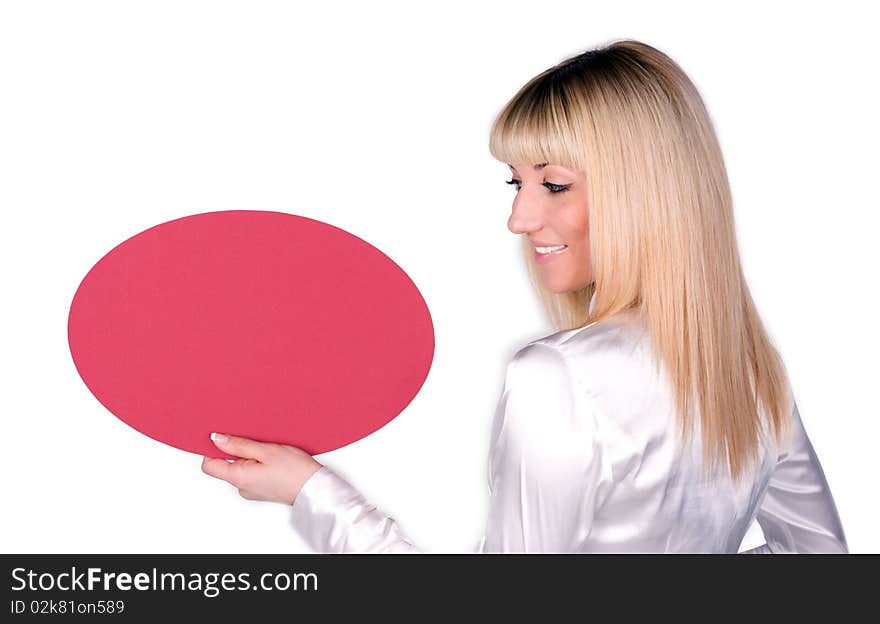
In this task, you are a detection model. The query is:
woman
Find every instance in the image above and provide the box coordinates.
[201,39,848,554]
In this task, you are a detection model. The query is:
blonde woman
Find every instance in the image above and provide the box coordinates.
[201,39,848,554]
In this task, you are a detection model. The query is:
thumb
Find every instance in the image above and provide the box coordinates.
[210,432,269,461]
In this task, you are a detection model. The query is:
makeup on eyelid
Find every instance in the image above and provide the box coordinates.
[505,179,571,194]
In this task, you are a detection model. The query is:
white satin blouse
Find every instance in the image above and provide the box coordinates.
[289,312,848,554]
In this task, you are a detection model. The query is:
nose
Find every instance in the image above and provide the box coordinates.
[507,188,546,236]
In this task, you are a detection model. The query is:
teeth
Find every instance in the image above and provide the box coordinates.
[535,245,567,254]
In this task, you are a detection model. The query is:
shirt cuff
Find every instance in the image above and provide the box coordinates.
[289,464,420,553]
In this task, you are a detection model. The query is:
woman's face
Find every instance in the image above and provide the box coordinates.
[506,162,592,293]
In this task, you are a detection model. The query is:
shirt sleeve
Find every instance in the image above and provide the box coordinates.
[289,464,421,553]
[289,341,609,554]
[739,397,848,554]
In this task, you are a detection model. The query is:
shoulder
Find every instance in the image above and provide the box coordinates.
[504,342,574,410]
[499,337,597,445]
[504,316,648,409]
[515,315,662,428]
[523,313,652,378]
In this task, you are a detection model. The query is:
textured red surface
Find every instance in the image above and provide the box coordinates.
[68,210,434,458]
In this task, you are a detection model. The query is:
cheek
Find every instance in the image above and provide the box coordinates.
[564,203,590,265]
[561,196,589,236]
[563,211,589,243]
[577,202,590,236]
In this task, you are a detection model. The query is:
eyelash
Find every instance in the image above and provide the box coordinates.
[505,179,571,194]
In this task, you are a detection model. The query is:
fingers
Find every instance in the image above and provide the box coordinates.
[210,432,272,462]
[201,456,241,483]
[201,458,262,502]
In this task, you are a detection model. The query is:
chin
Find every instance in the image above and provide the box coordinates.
[542,280,573,294]
[542,275,590,294]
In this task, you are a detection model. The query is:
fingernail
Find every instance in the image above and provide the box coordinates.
[211,432,228,445]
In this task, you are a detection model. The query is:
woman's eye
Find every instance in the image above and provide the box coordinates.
[544,182,570,194]
[504,179,570,194]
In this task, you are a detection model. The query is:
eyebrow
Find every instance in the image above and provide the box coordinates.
[507,162,548,171]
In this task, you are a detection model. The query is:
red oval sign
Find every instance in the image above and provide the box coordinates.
[68,210,434,458]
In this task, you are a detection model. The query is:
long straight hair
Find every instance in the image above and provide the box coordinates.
[489,39,792,485]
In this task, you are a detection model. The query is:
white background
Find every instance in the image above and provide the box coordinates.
[1,0,877,554]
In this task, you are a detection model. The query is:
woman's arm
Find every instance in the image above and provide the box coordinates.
[289,465,421,553]
[739,398,848,554]
[289,342,610,554]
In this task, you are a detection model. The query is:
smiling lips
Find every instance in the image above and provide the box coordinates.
[534,244,567,254]
[534,244,568,263]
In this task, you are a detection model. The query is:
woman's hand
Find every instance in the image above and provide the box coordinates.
[201,432,323,505]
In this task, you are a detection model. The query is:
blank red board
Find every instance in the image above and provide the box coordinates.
[67,210,435,459]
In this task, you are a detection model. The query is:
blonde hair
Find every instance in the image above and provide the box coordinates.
[489,39,792,485]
